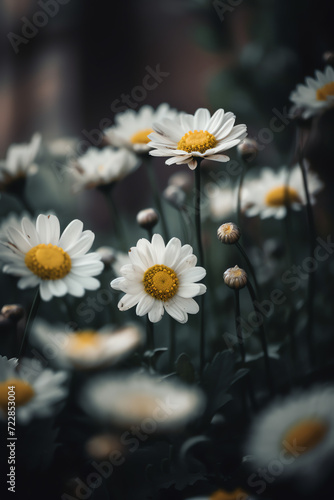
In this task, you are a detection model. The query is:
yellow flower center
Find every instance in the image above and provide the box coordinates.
[25,243,72,280]
[265,186,301,207]
[143,264,179,301]
[0,378,35,412]
[66,331,100,354]
[316,81,334,101]
[177,130,217,154]
[282,418,328,455]
[210,488,249,500]
[130,128,154,144]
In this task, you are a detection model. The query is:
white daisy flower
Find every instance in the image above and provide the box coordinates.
[148,108,247,170]
[0,214,104,301]
[81,372,205,431]
[111,234,207,324]
[242,165,323,219]
[246,385,334,490]
[104,103,178,153]
[205,183,236,221]
[0,133,41,190]
[31,319,143,370]
[69,147,139,192]
[290,65,334,119]
[0,356,67,424]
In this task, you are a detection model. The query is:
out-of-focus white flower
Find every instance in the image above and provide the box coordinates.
[0,356,67,424]
[31,320,143,370]
[69,147,139,192]
[0,214,103,301]
[81,372,205,431]
[104,103,178,153]
[111,234,206,324]
[0,133,41,190]
[290,66,334,119]
[187,488,252,500]
[149,108,247,170]
[242,166,323,219]
[246,385,334,490]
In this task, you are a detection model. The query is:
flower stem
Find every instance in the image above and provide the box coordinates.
[246,280,275,393]
[169,318,176,371]
[194,163,205,373]
[146,317,154,351]
[235,241,260,298]
[102,185,128,250]
[237,163,246,227]
[299,159,316,368]
[234,289,245,364]
[18,290,40,358]
[145,158,170,240]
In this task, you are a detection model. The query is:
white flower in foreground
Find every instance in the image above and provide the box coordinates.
[111,234,206,324]
[104,103,178,153]
[242,166,323,219]
[0,214,103,301]
[81,372,205,431]
[0,133,41,190]
[0,356,67,424]
[69,147,139,192]
[32,320,143,370]
[246,386,334,490]
[290,66,334,119]
[148,108,247,170]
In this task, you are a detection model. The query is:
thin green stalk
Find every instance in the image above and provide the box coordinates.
[101,185,128,250]
[169,318,176,371]
[299,158,316,368]
[146,317,154,351]
[237,164,245,227]
[246,280,275,393]
[235,241,260,298]
[234,289,245,364]
[145,158,170,240]
[194,163,205,373]
[19,290,41,358]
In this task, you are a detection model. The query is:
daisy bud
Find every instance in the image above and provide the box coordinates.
[168,171,193,193]
[136,208,159,230]
[217,222,241,245]
[237,138,258,161]
[323,51,334,66]
[163,185,186,209]
[96,246,117,266]
[1,304,25,322]
[223,265,248,289]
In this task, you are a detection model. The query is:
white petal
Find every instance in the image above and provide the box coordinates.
[148,301,164,323]
[118,292,143,311]
[165,299,187,323]
[63,275,85,297]
[21,217,39,246]
[179,266,206,283]
[151,234,165,262]
[177,283,202,298]
[17,275,40,288]
[66,231,95,257]
[47,279,68,297]
[136,294,155,316]
[7,227,32,253]
[175,296,199,314]
[58,220,84,249]
[163,238,181,267]
[39,281,53,301]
